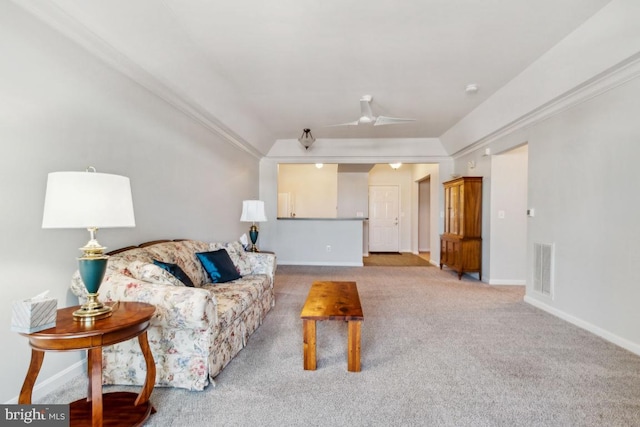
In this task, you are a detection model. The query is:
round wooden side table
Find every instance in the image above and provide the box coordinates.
[18,301,157,427]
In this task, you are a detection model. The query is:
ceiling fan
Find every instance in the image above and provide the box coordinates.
[327,95,416,127]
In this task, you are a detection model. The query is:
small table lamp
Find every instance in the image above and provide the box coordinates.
[240,200,267,252]
[42,168,135,322]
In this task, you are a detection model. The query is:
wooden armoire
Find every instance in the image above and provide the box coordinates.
[440,176,483,280]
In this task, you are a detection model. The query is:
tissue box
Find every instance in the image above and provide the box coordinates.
[11,297,57,334]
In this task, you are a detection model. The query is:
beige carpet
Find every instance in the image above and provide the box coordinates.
[38,265,640,426]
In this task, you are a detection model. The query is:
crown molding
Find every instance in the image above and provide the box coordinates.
[263,156,451,164]
[13,0,264,159]
[451,52,640,159]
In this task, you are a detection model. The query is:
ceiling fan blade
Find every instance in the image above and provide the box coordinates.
[374,116,416,126]
[360,96,374,121]
[325,120,360,127]
[324,95,414,128]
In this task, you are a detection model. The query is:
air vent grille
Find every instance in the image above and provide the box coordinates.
[533,242,554,297]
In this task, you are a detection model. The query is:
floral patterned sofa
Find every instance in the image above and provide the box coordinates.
[69,239,276,391]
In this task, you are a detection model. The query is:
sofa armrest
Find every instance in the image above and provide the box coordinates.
[71,272,217,330]
[245,252,276,281]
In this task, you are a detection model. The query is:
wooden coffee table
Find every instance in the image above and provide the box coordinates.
[300,281,364,372]
[18,301,156,427]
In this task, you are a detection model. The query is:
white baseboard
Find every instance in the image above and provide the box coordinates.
[278,260,364,267]
[5,358,87,404]
[524,295,640,357]
[489,279,526,285]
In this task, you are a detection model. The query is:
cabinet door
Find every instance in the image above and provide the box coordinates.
[448,185,460,235]
[444,187,451,233]
[458,184,465,236]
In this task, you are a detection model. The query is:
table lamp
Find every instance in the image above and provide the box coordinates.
[42,168,135,321]
[240,200,267,252]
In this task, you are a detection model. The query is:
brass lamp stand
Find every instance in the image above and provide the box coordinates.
[73,228,112,321]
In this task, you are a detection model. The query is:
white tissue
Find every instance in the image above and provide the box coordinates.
[239,233,249,249]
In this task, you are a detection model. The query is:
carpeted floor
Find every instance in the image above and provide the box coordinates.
[38,265,640,426]
[363,252,431,266]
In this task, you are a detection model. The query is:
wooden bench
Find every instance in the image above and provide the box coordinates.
[300,281,364,372]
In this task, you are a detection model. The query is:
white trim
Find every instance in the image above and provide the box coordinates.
[266,156,452,164]
[524,295,640,357]
[13,0,263,159]
[5,358,86,404]
[278,261,363,267]
[452,53,640,159]
[489,279,526,285]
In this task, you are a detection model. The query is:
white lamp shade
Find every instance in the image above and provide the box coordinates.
[42,171,135,229]
[240,200,267,222]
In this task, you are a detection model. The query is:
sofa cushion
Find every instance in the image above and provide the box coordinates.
[203,284,251,329]
[196,250,241,283]
[127,260,186,287]
[201,276,272,330]
[153,260,195,287]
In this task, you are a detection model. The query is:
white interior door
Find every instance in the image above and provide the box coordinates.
[368,185,399,252]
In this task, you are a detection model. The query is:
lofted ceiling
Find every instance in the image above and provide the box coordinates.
[20,0,612,154]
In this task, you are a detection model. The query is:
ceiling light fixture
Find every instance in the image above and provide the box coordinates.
[389,163,402,170]
[465,83,479,94]
[298,128,315,150]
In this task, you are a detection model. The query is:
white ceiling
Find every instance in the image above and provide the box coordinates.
[29,0,612,153]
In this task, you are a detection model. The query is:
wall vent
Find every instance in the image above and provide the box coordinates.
[533,242,554,297]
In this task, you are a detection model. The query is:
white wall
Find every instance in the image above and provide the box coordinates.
[1,3,260,403]
[337,172,369,218]
[522,75,640,352]
[489,145,528,284]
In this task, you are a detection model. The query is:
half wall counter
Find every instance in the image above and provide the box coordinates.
[273,217,367,266]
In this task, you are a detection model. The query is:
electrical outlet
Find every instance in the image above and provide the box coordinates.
[326,245,332,252]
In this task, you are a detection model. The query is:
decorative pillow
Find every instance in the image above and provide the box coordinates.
[152,259,195,287]
[127,260,186,287]
[209,241,252,276]
[196,250,242,283]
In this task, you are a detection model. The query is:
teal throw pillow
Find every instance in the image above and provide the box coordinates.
[152,259,195,287]
[196,250,241,283]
